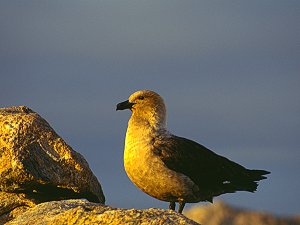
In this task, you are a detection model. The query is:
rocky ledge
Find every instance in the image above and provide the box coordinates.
[5,199,197,225]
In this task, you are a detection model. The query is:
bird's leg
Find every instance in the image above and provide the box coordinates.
[169,202,176,210]
[178,202,185,213]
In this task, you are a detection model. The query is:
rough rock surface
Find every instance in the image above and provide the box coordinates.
[184,201,300,225]
[5,199,199,225]
[0,192,40,224]
[0,106,105,203]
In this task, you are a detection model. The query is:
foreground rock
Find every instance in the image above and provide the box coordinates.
[0,106,104,203]
[0,106,105,222]
[5,199,199,225]
[184,201,300,225]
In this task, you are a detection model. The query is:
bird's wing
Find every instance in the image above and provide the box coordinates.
[153,135,266,195]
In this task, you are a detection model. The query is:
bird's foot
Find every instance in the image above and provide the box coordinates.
[169,202,175,210]
[178,202,185,214]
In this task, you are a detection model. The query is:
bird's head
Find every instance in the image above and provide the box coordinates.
[116,90,167,128]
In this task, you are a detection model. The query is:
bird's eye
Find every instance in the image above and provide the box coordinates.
[138,96,145,100]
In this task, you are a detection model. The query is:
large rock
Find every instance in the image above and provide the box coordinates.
[5,199,199,225]
[0,106,105,204]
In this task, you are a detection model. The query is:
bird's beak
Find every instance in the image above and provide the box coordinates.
[116,100,135,111]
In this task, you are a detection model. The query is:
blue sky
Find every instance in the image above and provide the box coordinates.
[1,1,299,215]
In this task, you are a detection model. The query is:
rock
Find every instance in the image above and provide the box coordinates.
[0,192,37,215]
[184,201,300,225]
[0,106,105,204]
[0,192,40,224]
[5,199,199,225]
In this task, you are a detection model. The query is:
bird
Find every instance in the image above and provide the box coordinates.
[116,90,270,213]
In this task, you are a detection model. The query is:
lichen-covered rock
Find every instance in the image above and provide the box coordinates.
[0,192,37,215]
[5,199,199,225]
[0,192,40,224]
[0,106,105,204]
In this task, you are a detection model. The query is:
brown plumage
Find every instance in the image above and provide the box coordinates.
[117,90,270,213]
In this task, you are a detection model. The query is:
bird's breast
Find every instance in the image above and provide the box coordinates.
[124,130,199,202]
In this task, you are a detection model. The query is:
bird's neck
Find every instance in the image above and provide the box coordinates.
[129,111,166,130]
[126,113,168,147]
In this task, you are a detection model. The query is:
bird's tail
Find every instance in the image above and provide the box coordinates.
[249,169,270,181]
[237,169,270,192]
